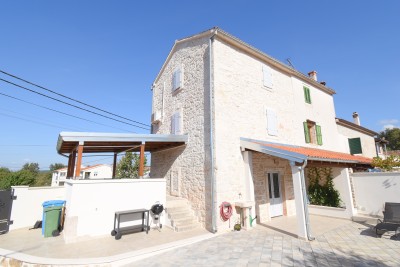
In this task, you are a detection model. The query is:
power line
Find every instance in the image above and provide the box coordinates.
[0,69,150,127]
[0,91,134,133]
[0,78,150,130]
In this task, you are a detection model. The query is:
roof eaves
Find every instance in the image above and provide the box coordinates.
[336,118,378,136]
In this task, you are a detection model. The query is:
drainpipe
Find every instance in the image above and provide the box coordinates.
[209,33,217,233]
[299,159,314,241]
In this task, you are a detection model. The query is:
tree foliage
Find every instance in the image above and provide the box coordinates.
[49,163,66,172]
[22,162,40,173]
[378,128,400,151]
[116,152,147,178]
[372,155,400,171]
[307,167,341,208]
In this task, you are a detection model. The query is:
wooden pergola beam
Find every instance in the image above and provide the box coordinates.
[74,143,84,178]
[139,143,145,178]
[112,153,117,178]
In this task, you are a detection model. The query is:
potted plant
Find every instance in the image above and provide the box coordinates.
[234,220,241,231]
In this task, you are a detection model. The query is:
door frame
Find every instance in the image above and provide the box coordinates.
[266,169,285,218]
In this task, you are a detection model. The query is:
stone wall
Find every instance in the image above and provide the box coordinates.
[150,35,212,229]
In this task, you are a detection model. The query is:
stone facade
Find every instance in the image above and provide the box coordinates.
[150,36,212,229]
[251,152,295,223]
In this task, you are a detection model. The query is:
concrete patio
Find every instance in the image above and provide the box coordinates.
[0,215,399,266]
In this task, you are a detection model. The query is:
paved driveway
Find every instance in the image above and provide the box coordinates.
[134,221,400,267]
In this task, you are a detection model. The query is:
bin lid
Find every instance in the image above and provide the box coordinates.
[43,200,66,207]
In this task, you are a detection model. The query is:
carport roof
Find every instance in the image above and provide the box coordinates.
[240,138,373,167]
[56,132,188,154]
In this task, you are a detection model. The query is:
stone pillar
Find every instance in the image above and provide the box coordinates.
[290,163,307,240]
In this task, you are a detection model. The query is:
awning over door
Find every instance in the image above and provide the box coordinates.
[240,137,372,168]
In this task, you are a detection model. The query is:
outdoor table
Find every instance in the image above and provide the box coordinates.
[111,209,149,240]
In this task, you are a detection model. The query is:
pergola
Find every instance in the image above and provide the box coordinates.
[56,132,188,178]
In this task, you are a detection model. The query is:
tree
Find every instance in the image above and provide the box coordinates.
[116,152,147,178]
[0,170,36,189]
[49,163,66,172]
[22,162,40,173]
[378,128,400,151]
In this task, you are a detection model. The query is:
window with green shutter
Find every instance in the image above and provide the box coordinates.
[303,121,311,143]
[316,125,323,145]
[348,138,362,154]
[303,86,311,104]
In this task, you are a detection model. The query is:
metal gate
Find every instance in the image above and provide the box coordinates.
[0,189,14,234]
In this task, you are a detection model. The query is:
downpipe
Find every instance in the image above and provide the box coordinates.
[209,34,217,234]
[299,159,314,241]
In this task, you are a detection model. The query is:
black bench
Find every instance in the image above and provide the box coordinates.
[111,209,149,240]
[375,202,400,238]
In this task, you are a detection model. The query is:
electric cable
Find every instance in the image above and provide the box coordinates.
[0,91,134,133]
[0,69,150,127]
[0,78,150,130]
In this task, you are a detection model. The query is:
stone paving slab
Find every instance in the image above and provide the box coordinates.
[134,221,400,267]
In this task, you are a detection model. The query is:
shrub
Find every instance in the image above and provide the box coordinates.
[307,167,341,208]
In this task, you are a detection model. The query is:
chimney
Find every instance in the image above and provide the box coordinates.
[308,70,317,81]
[352,112,360,125]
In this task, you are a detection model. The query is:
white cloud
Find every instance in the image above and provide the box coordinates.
[379,119,399,125]
[383,124,395,130]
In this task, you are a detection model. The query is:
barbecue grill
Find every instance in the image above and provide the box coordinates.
[150,203,164,231]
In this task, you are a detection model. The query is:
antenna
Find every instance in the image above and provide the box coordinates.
[287,58,295,69]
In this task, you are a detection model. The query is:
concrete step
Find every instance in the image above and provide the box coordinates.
[168,210,193,220]
[175,223,200,232]
[165,206,189,213]
[172,217,198,227]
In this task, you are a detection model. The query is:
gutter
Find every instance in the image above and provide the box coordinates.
[209,34,217,233]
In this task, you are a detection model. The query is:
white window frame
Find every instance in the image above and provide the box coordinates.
[262,65,273,89]
[266,108,278,136]
[171,109,183,135]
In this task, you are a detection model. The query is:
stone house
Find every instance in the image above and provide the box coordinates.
[150,27,376,239]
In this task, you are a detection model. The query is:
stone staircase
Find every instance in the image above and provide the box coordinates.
[166,195,202,232]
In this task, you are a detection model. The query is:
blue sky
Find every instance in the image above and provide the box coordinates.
[1,1,399,170]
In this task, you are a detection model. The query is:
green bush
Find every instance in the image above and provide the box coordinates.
[307,167,341,208]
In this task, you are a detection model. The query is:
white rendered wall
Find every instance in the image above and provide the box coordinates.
[337,124,377,158]
[83,165,112,179]
[10,186,66,230]
[63,179,166,242]
[352,172,400,216]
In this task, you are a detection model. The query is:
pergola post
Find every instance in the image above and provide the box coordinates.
[74,142,84,179]
[68,150,77,178]
[112,153,117,178]
[290,162,308,240]
[139,142,145,178]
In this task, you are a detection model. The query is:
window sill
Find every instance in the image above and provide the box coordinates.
[172,87,183,96]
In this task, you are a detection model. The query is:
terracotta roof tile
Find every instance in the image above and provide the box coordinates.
[254,142,372,164]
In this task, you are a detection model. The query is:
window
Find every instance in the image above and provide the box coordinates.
[266,108,278,136]
[303,120,322,145]
[303,86,311,104]
[172,65,184,92]
[263,65,273,89]
[94,172,98,177]
[171,110,182,134]
[60,172,66,177]
[349,138,362,154]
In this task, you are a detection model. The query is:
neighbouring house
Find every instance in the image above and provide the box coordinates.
[51,164,113,186]
[150,27,378,239]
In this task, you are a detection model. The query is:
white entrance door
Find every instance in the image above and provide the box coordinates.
[268,172,283,217]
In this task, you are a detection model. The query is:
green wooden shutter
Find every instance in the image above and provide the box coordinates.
[316,125,323,145]
[349,138,362,154]
[303,87,311,104]
[303,122,310,143]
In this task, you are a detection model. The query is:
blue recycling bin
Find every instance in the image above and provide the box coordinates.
[42,200,66,235]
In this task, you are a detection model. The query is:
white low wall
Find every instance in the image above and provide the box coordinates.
[352,172,400,216]
[308,205,350,219]
[63,178,166,243]
[10,186,66,230]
